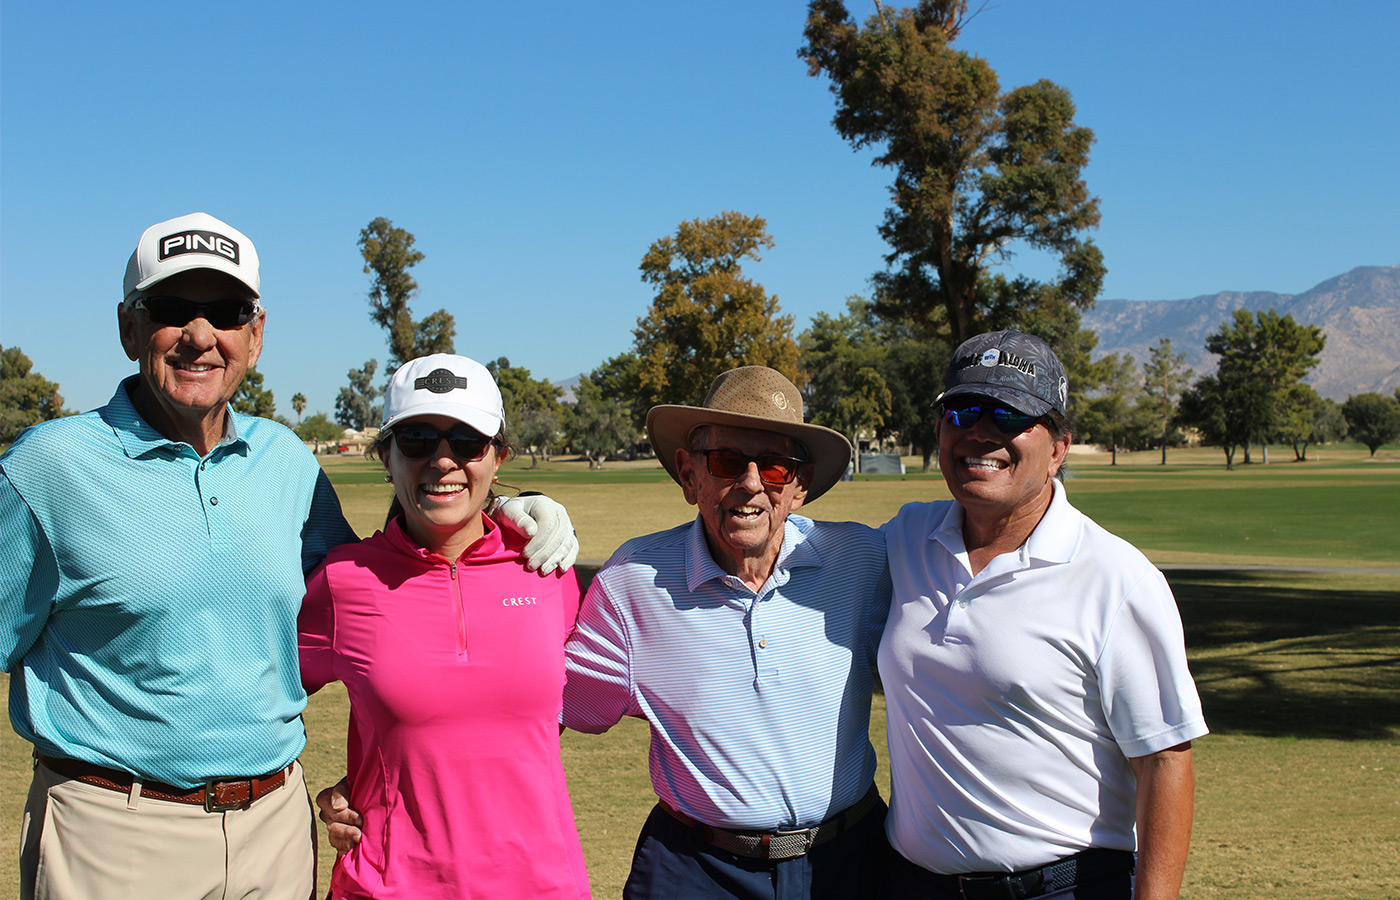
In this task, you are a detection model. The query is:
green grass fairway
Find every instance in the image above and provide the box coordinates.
[1,444,1395,897]
[317,445,1400,570]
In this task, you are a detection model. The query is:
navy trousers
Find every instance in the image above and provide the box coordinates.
[622,799,893,900]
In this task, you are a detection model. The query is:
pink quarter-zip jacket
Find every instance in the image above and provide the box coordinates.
[299,515,589,898]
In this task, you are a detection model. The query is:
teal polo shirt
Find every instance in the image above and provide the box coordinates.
[1,378,358,787]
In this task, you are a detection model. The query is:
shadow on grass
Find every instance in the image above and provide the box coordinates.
[578,565,1400,741]
[1167,569,1400,741]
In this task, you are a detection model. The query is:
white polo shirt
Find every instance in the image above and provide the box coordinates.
[878,481,1207,874]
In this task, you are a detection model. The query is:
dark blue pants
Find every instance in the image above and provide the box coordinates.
[622,799,893,900]
[885,850,1134,900]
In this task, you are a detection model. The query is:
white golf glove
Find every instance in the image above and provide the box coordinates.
[493,493,579,574]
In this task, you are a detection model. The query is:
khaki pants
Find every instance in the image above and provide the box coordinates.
[21,758,316,900]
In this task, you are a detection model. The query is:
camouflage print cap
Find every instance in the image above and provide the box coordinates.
[937,330,1069,417]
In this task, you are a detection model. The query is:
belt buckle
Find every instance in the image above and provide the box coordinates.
[769,825,818,859]
[957,870,1042,900]
[203,777,249,812]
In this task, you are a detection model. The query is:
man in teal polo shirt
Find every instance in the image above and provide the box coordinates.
[0,212,575,900]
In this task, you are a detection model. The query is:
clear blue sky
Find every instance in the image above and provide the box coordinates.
[3,1,1397,416]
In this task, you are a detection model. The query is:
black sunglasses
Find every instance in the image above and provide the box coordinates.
[392,424,495,461]
[941,403,1041,435]
[701,449,806,485]
[135,295,260,329]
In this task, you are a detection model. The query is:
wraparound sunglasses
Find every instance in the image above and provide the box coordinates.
[941,403,1041,434]
[134,296,260,329]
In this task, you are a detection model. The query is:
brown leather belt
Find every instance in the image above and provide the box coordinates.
[37,754,292,812]
[659,783,883,860]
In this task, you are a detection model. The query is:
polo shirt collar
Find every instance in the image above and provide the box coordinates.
[1023,479,1081,564]
[682,514,817,594]
[107,375,245,459]
[931,498,967,558]
[933,479,1081,570]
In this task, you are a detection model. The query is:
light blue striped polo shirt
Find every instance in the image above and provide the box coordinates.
[562,513,891,830]
[1,378,357,787]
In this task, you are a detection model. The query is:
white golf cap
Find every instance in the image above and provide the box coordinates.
[381,354,505,437]
[123,212,260,303]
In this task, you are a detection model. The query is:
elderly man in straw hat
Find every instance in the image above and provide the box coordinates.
[561,366,894,899]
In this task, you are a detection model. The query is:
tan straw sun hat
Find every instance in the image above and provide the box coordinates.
[646,367,853,502]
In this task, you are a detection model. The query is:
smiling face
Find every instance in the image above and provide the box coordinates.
[676,424,810,586]
[384,414,504,559]
[118,268,264,454]
[937,397,1071,535]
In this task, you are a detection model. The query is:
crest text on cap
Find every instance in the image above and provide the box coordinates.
[414,369,469,394]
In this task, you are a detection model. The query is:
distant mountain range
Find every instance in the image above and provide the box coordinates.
[1082,265,1400,401]
[551,265,1400,404]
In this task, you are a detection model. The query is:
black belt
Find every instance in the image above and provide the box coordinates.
[910,848,1135,899]
[659,784,883,860]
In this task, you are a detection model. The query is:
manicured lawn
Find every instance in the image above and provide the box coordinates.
[324,444,1400,568]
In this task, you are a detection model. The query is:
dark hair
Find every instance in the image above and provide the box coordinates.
[1044,409,1072,482]
[375,422,513,528]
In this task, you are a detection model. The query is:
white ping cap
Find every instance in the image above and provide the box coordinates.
[123,212,260,304]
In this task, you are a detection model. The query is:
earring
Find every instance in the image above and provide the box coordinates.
[384,474,393,483]
[492,475,499,483]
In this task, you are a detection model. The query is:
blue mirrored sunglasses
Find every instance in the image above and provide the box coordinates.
[941,404,1041,435]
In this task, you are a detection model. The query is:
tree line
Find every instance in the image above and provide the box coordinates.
[5,2,1398,462]
[305,205,1398,471]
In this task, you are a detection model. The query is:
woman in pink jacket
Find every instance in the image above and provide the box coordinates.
[298,353,589,899]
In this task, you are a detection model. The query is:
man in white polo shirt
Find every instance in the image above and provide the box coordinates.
[878,330,1207,900]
